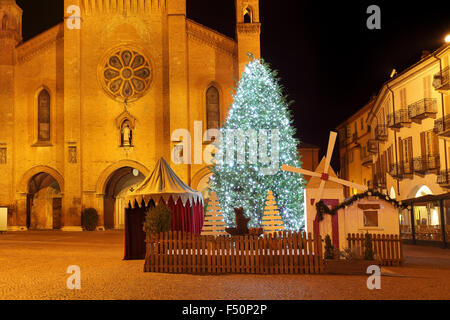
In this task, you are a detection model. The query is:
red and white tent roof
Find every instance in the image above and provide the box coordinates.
[126,157,203,208]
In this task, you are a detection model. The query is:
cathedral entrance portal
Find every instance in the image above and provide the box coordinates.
[103,167,145,230]
[26,173,62,230]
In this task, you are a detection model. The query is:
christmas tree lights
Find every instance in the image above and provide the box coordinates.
[210,58,305,230]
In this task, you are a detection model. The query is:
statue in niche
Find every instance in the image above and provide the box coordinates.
[121,122,132,147]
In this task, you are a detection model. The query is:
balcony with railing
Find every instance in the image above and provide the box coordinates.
[367,139,378,154]
[375,125,388,141]
[408,98,438,124]
[401,160,414,177]
[361,151,372,167]
[433,116,450,138]
[412,155,440,174]
[387,109,411,130]
[433,66,450,94]
[437,170,450,188]
[373,173,386,189]
[389,163,402,179]
[351,132,358,145]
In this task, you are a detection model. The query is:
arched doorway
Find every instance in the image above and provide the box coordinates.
[103,167,145,229]
[192,167,213,211]
[26,173,62,230]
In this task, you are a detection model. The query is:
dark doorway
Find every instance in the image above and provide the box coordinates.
[104,167,145,230]
[27,172,62,230]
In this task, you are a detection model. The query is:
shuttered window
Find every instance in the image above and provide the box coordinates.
[38,89,50,142]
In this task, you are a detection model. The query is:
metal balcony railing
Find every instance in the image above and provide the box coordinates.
[408,98,437,123]
[368,139,378,154]
[401,160,414,176]
[412,155,440,173]
[433,116,450,138]
[437,170,450,187]
[433,66,450,92]
[387,109,411,129]
[361,152,372,167]
[389,163,402,179]
[373,173,386,188]
[375,125,388,141]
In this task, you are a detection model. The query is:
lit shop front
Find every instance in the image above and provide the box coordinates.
[400,193,450,248]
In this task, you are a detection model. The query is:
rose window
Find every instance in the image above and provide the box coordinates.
[100,48,151,101]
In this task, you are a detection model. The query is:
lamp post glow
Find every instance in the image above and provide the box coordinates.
[445,34,450,43]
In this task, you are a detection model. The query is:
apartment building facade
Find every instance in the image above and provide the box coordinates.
[339,43,450,247]
[337,98,376,198]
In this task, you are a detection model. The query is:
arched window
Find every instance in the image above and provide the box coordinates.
[38,89,51,142]
[2,15,7,29]
[243,8,252,23]
[206,86,220,130]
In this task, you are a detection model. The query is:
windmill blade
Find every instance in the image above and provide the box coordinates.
[281,165,322,178]
[315,179,326,203]
[328,176,368,191]
[323,131,337,175]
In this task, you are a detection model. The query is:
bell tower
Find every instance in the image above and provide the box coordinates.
[0,0,22,64]
[235,0,261,77]
[0,0,22,227]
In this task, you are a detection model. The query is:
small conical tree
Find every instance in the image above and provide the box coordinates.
[211,58,305,230]
[201,192,227,237]
[364,232,374,260]
[262,190,285,234]
[324,234,334,260]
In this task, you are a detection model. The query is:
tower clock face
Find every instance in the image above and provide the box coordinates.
[99,47,152,102]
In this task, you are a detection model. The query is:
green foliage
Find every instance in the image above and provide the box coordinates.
[364,232,374,260]
[316,190,408,221]
[144,205,172,234]
[340,246,363,261]
[211,59,305,230]
[81,208,99,231]
[324,235,334,259]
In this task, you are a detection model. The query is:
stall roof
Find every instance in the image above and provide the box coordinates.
[126,157,203,208]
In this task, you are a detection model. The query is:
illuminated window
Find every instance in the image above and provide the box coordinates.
[243,7,252,23]
[415,185,432,198]
[206,86,220,130]
[38,89,50,142]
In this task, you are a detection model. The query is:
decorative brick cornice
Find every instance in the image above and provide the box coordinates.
[237,23,261,34]
[187,19,237,57]
[80,0,165,16]
[15,23,64,64]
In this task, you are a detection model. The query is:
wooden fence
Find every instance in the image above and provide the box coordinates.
[347,233,403,266]
[145,231,323,274]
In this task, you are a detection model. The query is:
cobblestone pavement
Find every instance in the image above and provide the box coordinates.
[0,231,449,300]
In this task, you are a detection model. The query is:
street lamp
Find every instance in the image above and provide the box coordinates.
[445,34,450,43]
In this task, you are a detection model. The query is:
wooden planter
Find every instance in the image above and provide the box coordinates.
[323,259,380,275]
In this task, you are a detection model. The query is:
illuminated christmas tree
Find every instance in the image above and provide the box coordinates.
[211,58,305,230]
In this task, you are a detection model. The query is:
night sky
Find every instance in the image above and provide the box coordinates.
[16,0,450,170]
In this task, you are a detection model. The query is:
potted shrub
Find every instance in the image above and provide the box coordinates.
[323,233,380,275]
[144,205,172,234]
[81,208,99,231]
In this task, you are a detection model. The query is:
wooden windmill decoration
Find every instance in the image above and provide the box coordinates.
[262,190,285,234]
[282,131,367,206]
[201,192,227,237]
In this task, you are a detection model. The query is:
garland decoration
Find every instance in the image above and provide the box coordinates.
[315,189,409,221]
